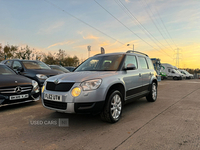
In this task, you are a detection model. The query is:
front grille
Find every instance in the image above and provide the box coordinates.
[46,82,74,92]
[43,100,67,110]
[0,85,32,96]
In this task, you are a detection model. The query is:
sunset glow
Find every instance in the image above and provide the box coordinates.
[0,0,199,68]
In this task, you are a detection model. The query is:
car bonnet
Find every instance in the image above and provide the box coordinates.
[46,71,117,83]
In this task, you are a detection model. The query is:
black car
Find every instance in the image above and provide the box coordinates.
[2,59,63,87]
[0,64,40,106]
[64,66,75,72]
[49,65,70,73]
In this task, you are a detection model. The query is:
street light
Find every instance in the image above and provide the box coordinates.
[87,45,91,58]
[127,44,134,51]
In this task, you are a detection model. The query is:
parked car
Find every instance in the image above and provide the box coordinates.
[64,66,75,72]
[0,64,40,107]
[1,59,63,87]
[41,50,158,123]
[49,65,70,73]
[179,69,194,79]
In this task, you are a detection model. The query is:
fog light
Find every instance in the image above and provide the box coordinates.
[42,85,45,93]
[71,87,81,97]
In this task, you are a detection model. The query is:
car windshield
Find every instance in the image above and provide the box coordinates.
[172,69,179,74]
[50,66,70,73]
[182,70,190,75]
[176,69,182,74]
[75,54,124,71]
[0,65,16,75]
[22,61,51,70]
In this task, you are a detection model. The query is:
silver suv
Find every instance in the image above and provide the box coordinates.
[41,51,158,123]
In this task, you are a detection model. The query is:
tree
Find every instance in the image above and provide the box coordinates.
[56,49,66,65]
[42,49,80,67]
[0,43,3,61]
[3,44,18,59]
[63,56,79,66]
[42,52,57,65]
[15,45,32,60]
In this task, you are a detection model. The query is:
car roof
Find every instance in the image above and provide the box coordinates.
[3,59,40,62]
[93,50,149,58]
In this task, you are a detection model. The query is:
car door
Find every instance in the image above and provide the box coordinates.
[138,56,151,91]
[123,55,142,99]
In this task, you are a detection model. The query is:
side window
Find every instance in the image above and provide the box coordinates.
[13,61,22,70]
[5,60,13,67]
[124,55,138,69]
[146,58,154,69]
[138,57,148,69]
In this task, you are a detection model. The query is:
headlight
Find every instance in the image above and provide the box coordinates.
[36,74,47,80]
[80,79,102,91]
[71,87,81,97]
[41,81,46,93]
[32,80,39,93]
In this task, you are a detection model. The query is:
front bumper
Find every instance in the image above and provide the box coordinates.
[0,92,40,106]
[42,100,104,114]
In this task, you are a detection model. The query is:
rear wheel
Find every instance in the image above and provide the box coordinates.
[100,90,123,123]
[146,82,157,102]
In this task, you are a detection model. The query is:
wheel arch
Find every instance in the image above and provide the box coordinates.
[104,83,125,104]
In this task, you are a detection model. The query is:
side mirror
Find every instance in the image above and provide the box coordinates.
[124,63,136,70]
[17,67,23,72]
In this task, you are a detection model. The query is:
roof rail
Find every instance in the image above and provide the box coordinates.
[126,50,149,57]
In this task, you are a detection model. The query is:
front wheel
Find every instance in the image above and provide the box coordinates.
[100,90,123,123]
[146,82,157,102]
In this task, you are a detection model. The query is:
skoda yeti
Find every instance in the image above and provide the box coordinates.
[42,50,158,123]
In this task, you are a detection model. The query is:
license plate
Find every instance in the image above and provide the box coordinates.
[44,93,62,101]
[10,94,29,100]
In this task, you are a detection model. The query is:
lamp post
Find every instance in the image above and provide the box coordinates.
[87,45,91,58]
[127,44,134,51]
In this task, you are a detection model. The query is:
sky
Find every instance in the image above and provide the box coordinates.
[0,0,199,68]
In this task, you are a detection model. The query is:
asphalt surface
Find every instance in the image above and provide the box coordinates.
[1,79,200,150]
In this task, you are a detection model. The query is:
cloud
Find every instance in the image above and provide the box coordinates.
[73,44,89,49]
[125,0,130,3]
[100,42,109,47]
[38,21,65,34]
[83,35,99,40]
[47,41,75,49]
[77,31,99,40]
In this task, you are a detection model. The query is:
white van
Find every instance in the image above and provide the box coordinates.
[174,66,186,79]
[179,69,194,79]
[161,63,182,80]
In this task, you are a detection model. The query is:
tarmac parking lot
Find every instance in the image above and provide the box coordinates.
[1,79,200,150]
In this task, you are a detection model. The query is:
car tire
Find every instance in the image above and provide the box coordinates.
[100,90,123,123]
[173,77,177,80]
[146,82,157,102]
